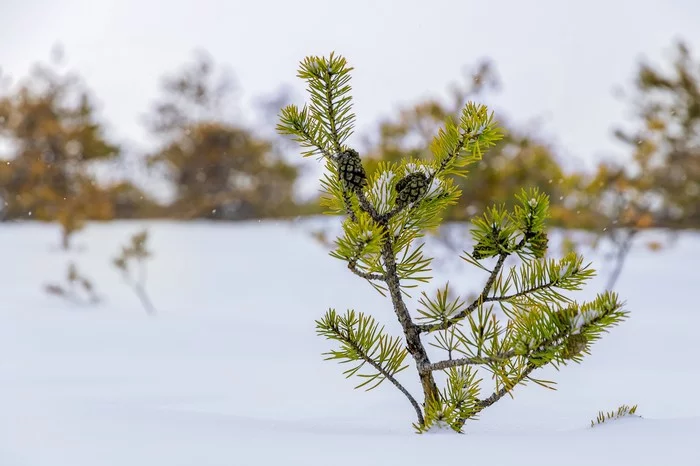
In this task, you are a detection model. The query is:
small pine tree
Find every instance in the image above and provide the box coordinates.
[278,53,628,433]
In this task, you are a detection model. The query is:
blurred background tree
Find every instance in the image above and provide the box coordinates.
[1,40,697,264]
[613,40,700,229]
[0,50,124,248]
[560,41,700,288]
[356,60,581,225]
[145,53,300,220]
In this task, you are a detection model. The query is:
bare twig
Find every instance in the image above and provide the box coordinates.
[117,269,156,316]
[132,262,157,315]
[604,229,638,291]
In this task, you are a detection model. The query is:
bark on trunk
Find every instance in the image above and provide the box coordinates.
[380,235,439,413]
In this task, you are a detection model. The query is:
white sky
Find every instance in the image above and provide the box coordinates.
[1,0,699,197]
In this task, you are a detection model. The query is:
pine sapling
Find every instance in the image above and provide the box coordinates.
[590,404,640,427]
[45,262,100,306]
[113,229,156,315]
[278,53,628,433]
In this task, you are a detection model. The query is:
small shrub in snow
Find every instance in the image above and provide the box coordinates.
[45,261,100,306]
[278,53,628,433]
[113,229,156,315]
[591,404,639,427]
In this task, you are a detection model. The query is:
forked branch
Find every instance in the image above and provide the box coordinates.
[477,364,537,409]
[418,252,508,333]
[422,351,516,372]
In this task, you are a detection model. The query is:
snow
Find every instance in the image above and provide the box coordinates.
[0,219,699,465]
[370,171,395,214]
[572,308,601,333]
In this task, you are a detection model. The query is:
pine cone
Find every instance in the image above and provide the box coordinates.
[395,172,428,207]
[472,242,493,260]
[561,333,588,360]
[337,149,367,192]
[529,231,549,258]
[472,225,505,260]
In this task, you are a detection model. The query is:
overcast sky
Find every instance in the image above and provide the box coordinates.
[2,0,699,194]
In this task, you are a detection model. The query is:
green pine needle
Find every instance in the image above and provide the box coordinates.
[316,309,409,391]
[591,404,639,427]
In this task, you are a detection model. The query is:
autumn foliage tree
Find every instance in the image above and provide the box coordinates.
[146,53,299,220]
[613,41,700,229]
[0,54,120,247]
[564,40,700,289]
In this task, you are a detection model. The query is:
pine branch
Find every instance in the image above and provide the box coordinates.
[297,53,355,155]
[323,69,342,155]
[415,282,467,329]
[348,260,386,281]
[419,235,539,333]
[490,284,553,302]
[425,290,624,374]
[380,203,403,223]
[418,252,508,333]
[277,105,332,160]
[419,366,481,433]
[348,339,425,427]
[378,129,471,224]
[428,321,571,375]
[476,363,537,409]
[295,114,332,159]
[429,103,501,180]
[421,351,516,372]
[449,361,539,431]
[342,189,358,223]
[316,309,423,425]
[355,189,382,223]
[478,252,510,302]
[373,106,500,225]
[434,130,470,177]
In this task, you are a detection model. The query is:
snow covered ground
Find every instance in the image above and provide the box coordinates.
[0,219,698,465]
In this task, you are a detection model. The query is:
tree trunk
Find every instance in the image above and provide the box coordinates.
[380,236,440,416]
